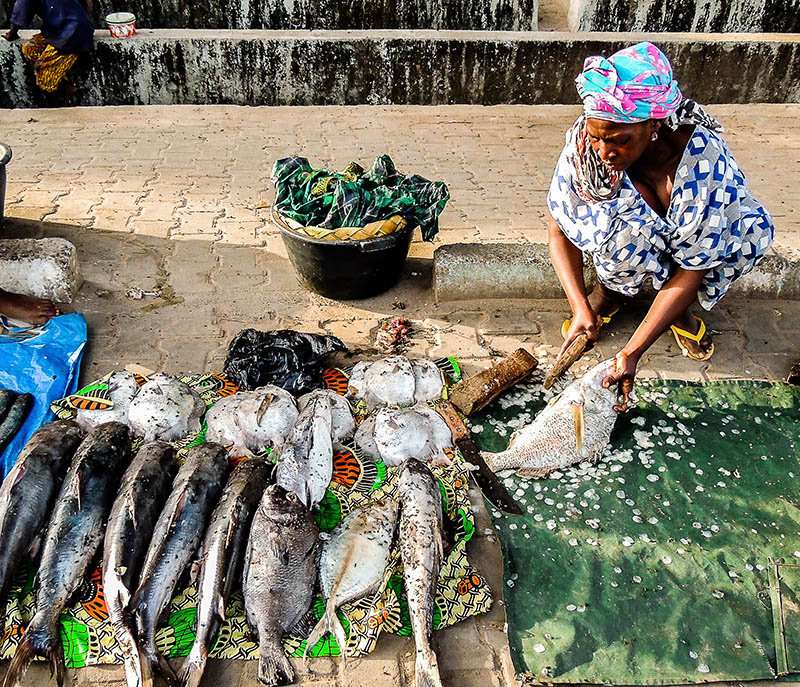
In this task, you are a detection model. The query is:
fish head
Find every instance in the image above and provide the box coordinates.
[577,358,617,391]
[262,483,310,522]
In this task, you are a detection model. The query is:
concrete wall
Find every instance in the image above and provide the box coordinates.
[0,0,537,30]
[2,31,799,109]
[571,0,800,33]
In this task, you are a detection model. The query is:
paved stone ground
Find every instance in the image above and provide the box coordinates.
[0,104,799,687]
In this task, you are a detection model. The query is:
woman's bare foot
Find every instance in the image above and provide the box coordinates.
[0,289,60,325]
[672,312,713,359]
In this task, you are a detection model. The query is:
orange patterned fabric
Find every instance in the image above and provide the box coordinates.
[21,33,78,92]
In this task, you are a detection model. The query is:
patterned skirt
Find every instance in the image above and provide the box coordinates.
[21,34,78,93]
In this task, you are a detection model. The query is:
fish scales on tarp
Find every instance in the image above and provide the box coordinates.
[0,363,489,667]
[469,377,800,685]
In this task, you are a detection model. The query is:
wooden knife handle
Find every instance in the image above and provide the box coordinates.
[449,348,538,416]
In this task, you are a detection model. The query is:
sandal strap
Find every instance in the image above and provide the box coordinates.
[670,316,706,342]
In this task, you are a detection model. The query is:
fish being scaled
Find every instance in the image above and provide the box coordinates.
[103,441,177,687]
[397,459,444,687]
[305,499,398,661]
[482,359,619,477]
[243,484,319,687]
[204,385,299,458]
[181,457,272,687]
[131,442,230,687]
[275,394,334,508]
[355,405,453,467]
[3,422,131,687]
[127,374,206,443]
[298,388,355,443]
[0,421,84,634]
[76,370,140,430]
[347,356,443,410]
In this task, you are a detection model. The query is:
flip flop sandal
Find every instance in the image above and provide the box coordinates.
[670,316,715,361]
[561,305,620,341]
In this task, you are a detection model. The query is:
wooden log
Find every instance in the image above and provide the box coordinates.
[449,348,538,416]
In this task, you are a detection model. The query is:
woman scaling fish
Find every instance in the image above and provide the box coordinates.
[548,42,774,408]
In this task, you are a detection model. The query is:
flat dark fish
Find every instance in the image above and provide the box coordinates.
[103,441,177,687]
[131,442,230,687]
[181,457,271,687]
[3,421,131,687]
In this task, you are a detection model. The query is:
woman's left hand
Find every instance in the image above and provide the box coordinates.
[602,350,639,412]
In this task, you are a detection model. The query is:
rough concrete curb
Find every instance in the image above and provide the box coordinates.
[0,238,82,303]
[433,243,800,302]
[3,30,800,108]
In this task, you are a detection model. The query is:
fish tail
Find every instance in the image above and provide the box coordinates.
[180,644,208,687]
[257,640,293,686]
[415,647,443,687]
[156,653,180,687]
[303,601,347,664]
[114,623,144,687]
[481,450,504,472]
[3,613,61,687]
[138,646,155,687]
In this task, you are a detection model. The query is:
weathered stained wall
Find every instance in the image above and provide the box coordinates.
[0,0,537,30]
[572,0,800,32]
[2,31,799,109]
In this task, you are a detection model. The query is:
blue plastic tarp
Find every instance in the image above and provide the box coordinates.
[0,313,87,477]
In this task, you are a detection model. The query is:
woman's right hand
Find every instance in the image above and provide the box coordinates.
[559,305,599,357]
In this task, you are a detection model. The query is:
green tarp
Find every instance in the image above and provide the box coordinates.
[469,378,800,685]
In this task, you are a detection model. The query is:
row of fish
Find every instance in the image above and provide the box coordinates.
[0,418,446,687]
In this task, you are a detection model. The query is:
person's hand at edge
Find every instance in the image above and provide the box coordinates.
[558,304,598,358]
[3,24,20,41]
[603,350,638,412]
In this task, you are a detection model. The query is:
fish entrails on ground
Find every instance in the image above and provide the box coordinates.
[305,498,398,662]
[102,440,177,687]
[243,484,319,687]
[398,459,445,687]
[131,442,230,687]
[182,457,272,687]
[482,359,619,477]
[3,422,132,687]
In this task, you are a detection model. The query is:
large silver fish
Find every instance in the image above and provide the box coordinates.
[0,421,84,607]
[127,374,205,443]
[131,443,230,687]
[103,441,177,687]
[275,395,333,508]
[181,457,272,687]
[3,422,131,687]
[304,499,397,662]
[397,460,444,687]
[243,484,319,687]
[482,359,619,477]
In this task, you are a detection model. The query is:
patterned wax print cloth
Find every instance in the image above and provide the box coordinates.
[548,124,775,309]
[271,155,450,242]
[20,33,79,92]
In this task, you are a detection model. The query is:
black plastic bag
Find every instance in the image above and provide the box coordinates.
[223,329,346,394]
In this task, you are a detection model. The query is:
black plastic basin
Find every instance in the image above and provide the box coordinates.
[277,217,414,300]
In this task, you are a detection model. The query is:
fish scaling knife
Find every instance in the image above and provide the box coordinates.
[435,401,522,515]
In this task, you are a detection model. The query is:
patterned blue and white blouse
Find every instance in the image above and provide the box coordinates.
[548,124,774,309]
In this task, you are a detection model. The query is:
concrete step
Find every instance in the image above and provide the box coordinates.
[433,243,800,301]
[2,30,799,108]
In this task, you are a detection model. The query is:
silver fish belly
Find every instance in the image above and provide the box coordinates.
[244,484,319,686]
[398,459,444,687]
[131,442,230,687]
[305,499,398,661]
[103,440,177,687]
[182,457,272,687]
[4,422,131,687]
[482,359,618,477]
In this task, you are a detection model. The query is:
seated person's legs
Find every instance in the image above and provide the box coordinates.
[0,288,59,324]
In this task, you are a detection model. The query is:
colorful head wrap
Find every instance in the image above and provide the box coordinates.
[576,42,683,123]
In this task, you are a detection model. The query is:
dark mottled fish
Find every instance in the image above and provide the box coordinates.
[103,441,177,687]
[131,442,230,687]
[3,422,131,687]
[398,459,444,687]
[0,420,84,634]
[244,484,319,686]
[0,390,17,423]
[181,457,272,687]
[0,393,33,455]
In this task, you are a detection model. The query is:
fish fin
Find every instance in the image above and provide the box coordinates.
[258,640,294,686]
[189,556,204,585]
[27,535,42,559]
[139,647,154,687]
[3,626,34,687]
[572,402,584,454]
[217,595,226,623]
[480,451,499,472]
[517,467,552,478]
[169,491,189,531]
[267,531,285,559]
[7,461,27,491]
[180,644,208,687]
[303,600,348,665]
[256,393,276,425]
[288,609,316,638]
[415,647,443,687]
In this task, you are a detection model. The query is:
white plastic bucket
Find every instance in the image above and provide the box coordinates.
[106,12,136,38]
